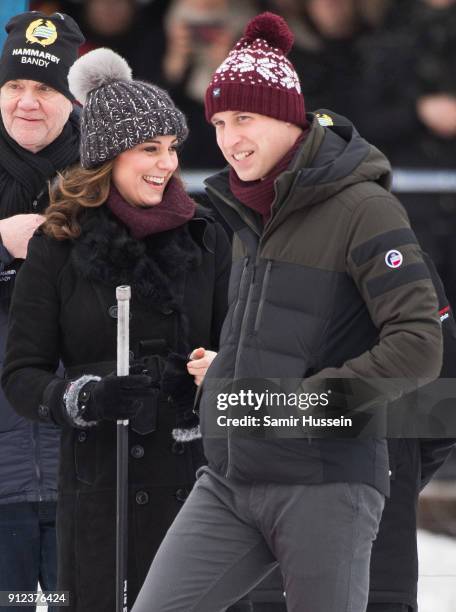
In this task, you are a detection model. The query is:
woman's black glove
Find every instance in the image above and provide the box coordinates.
[63,374,157,428]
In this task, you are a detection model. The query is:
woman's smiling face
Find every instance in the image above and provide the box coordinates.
[111,135,179,207]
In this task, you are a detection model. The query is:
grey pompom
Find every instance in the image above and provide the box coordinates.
[68,48,132,104]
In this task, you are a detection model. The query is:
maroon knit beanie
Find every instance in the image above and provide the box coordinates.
[205,12,306,128]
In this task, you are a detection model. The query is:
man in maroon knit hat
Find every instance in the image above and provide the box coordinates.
[132,13,442,612]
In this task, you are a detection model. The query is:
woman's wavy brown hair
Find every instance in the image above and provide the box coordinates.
[43,160,114,240]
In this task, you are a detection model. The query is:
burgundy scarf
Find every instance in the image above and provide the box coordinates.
[229,129,309,224]
[106,176,196,239]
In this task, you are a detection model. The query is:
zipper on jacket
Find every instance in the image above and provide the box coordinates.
[227,263,257,478]
[231,257,249,332]
[254,261,272,333]
[234,266,257,375]
[205,184,261,237]
[261,171,302,245]
[32,423,43,501]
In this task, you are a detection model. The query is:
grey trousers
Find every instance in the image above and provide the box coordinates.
[132,469,384,612]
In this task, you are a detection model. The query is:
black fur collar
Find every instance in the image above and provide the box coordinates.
[71,205,206,310]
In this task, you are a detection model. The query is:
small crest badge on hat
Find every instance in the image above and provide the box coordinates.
[213,87,221,97]
[25,19,58,47]
[315,113,334,127]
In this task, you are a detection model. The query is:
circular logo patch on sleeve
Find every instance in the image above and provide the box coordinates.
[385,249,403,268]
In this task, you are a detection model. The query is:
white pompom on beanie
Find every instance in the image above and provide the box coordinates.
[68,48,188,168]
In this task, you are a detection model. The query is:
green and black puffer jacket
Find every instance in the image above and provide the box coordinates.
[199,111,443,496]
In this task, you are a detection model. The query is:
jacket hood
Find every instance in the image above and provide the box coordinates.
[205,110,392,229]
[286,110,392,208]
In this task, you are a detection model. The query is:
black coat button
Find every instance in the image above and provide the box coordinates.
[171,441,185,455]
[79,389,91,403]
[175,488,189,502]
[78,432,87,442]
[131,445,144,459]
[108,305,132,320]
[161,307,173,315]
[38,405,49,419]
[135,491,149,505]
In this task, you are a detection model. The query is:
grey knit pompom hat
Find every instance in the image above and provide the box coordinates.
[68,48,188,168]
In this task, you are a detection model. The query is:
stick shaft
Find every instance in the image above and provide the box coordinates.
[117,285,131,378]
[116,285,131,612]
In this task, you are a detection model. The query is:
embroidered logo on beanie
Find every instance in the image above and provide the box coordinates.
[315,113,334,127]
[25,18,58,47]
[205,12,307,128]
[0,11,85,100]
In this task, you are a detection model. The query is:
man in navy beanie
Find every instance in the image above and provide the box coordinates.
[0,11,84,610]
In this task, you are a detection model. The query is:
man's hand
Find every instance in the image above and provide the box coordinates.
[0,214,45,259]
[187,347,217,386]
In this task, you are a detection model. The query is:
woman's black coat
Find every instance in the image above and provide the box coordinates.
[2,204,231,611]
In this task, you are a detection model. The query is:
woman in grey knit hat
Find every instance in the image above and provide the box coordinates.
[1,48,231,612]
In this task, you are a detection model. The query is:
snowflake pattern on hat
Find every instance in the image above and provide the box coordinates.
[205,12,307,128]
[215,40,301,94]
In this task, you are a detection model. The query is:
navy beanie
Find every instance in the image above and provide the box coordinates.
[0,11,85,100]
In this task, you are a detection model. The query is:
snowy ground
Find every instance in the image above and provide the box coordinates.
[418,529,456,612]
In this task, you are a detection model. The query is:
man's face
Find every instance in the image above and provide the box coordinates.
[211,110,302,181]
[0,79,72,153]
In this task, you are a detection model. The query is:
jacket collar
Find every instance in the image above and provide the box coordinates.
[205,111,392,237]
[70,204,208,309]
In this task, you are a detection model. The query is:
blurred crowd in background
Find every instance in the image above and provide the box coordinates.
[28,1,456,488]
[29,0,456,313]
[28,0,455,165]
